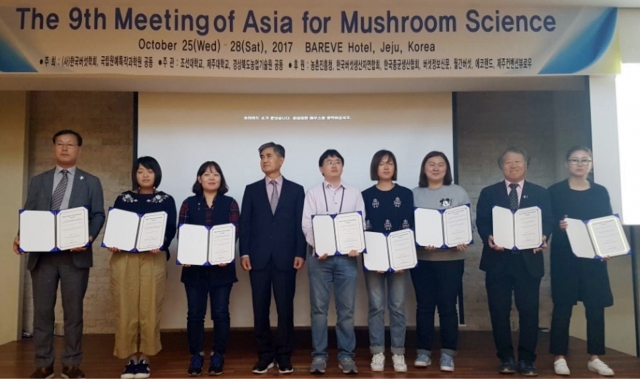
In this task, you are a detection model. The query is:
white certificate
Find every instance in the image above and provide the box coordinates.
[363,229,417,271]
[177,223,236,266]
[208,224,236,265]
[312,212,365,256]
[176,224,209,266]
[334,213,365,253]
[415,205,473,248]
[312,214,338,256]
[102,208,141,252]
[567,215,630,259]
[19,210,56,252]
[492,206,542,250]
[387,229,418,270]
[102,209,167,252]
[56,207,89,251]
[136,212,168,252]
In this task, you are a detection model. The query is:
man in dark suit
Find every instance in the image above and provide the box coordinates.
[476,147,552,377]
[240,142,306,375]
[12,130,105,379]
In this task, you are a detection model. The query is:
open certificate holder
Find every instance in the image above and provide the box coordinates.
[101,208,168,252]
[176,223,236,266]
[415,205,473,248]
[492,206,542,250]
[566,215,631,259]
[363,229,417,272]
[19,207,89,252]
[311,212,365,256]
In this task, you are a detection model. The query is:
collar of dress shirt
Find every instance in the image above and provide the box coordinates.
[323,180,344,190]
[504,178,525,191]
[265,175,283,186]
[55,165,77,176]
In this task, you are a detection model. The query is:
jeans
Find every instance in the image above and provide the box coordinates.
[411,259,464,357]
[184,283,233,356]
[364,270,406,355]
[308,255,358,360]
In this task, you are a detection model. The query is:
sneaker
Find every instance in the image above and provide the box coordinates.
[498,357,516,374]
[392,354,407,373]
[440,353,454,372]
[188,354,204,376]
[588,359,614,377]
[134,360,150,379]
[252,357,274,374]
[554,358,570,376]
[517,360,538,377]
[276,356,293,374]
[208,353,224,376]
[310,357,327,374]
[414,354,431,368]
[338,357,358,375]
[61,366,85,379]
[370,353,385,372]
[121,360,137,379]
[29,367,54,379]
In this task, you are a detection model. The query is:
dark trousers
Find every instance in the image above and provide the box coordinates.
[550,303,605,356]
[411,259,464,354]
[250,263,297,360]
[184,282,233,356]
[30,253,90,368]
[485,254,541,363]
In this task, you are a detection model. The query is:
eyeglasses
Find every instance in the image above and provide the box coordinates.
[323,160,342,167]
[55,143,78,149]
[568,158,592,166]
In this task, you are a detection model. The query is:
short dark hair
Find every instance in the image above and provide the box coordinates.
[318,149,344,167]
[258,142,285,158]
[370,150,397,181]
[498,147,530,169]
[418,151,453,187]
[192,161,229,196]
[132,156,162,190]
[565,145,592,160]
[52,129,83,146]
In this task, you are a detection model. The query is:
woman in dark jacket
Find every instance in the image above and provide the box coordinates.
[548,146,615,377]
[178,161,239,377]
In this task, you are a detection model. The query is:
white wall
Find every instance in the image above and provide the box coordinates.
[137,93,453,329]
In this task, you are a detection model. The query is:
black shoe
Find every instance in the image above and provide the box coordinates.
[498,357,516,374]
[252,357,275,374]
[276,356,293,374]
[30,367,54,379]
[208,353,224,376]
[188,354,204,376]
[517,360,538,377]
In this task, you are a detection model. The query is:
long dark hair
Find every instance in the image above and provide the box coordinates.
[418,151,453,187]
[191,161,229,196]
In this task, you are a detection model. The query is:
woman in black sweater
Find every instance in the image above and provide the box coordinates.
[548,146,615,377]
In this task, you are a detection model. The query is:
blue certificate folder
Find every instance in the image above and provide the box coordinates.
[363,229,418,273]
[18,207,89,253]
[176,223,236,266]
[491,206,543,251]
[311,211,365,257]
[101,207,168,253]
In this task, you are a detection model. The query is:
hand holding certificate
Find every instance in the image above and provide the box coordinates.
[363,229,417,272]
[565,215,631,259]
[19,207,89,252]
[102,208,168,252]
[312,212,365,257]
[492,206,543,250]
[176,223,236,266]
[415,205,473,248]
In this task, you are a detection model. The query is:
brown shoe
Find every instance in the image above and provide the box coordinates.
[29,366,54,379]
[62,365,85,378]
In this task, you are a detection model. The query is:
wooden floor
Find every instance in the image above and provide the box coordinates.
[1,330,639,378]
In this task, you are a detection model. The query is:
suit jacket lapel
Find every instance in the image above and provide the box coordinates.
[520,181,531,208]
[496,181,511,209]
[68,169,84,208]
[42,169,55,208]
[273,178,289,215]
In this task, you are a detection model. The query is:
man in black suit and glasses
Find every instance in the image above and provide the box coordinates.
[13,130,105,379]
[476,147,552,377]
[240,142,306,374]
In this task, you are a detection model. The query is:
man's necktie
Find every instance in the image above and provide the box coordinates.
[270,180,279,214]
[51,170,69,210]
[509,183,519,211]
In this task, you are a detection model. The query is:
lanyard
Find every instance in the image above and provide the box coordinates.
[322,184,345,214]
